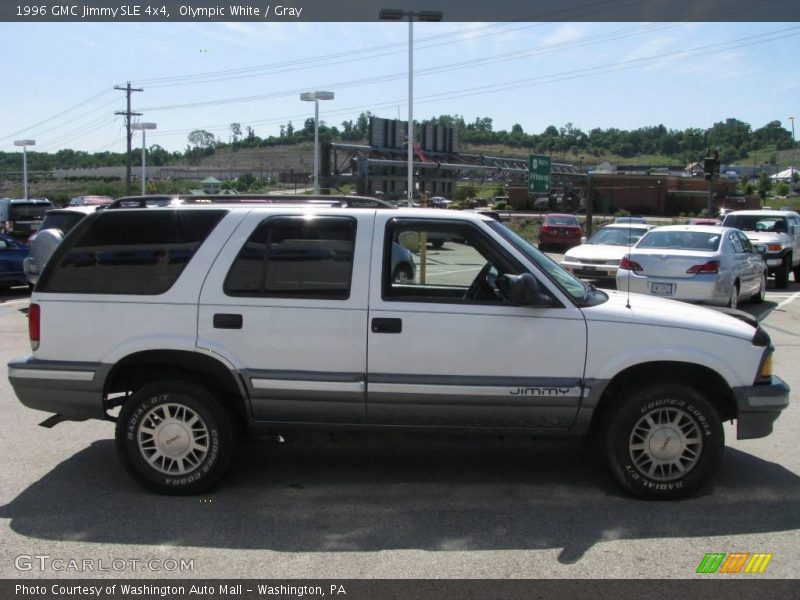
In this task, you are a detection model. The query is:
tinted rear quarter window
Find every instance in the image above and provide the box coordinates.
[39,210,226,295]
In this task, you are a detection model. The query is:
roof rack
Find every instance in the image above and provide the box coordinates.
[107,194,396,210]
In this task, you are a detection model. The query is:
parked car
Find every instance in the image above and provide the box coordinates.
[7,198,789,500]
[538,213,583,251]
[23,206,100,286]
[391,242,416,282]
[721,210,800,289]
[616,225,767,308]
[0,233,29,289]
[0,198,54,239]
[561,223,654,281]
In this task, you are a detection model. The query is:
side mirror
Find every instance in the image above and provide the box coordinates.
[580,236,587,244]
[503,273,552,307]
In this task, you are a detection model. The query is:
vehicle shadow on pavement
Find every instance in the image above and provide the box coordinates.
[1,432,799,564]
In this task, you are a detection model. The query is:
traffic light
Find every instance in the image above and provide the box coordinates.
[704,148,721,180]
[704,158,715,180]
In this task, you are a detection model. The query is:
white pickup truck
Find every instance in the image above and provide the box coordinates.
[7,196,789,499]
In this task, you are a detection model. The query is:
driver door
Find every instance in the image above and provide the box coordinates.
[366,215,587,431]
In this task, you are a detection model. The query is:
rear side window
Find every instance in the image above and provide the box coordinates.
[39,210,226,295]
[224,216,356,299]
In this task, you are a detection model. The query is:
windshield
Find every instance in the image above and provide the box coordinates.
[40,213,86,234]
[588,227,648,246]
[723,215,787,233]
[9,203,50,220]
[488,221,589,301]
[637,230,722,251]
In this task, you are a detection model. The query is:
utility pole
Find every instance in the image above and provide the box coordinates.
[115,82,143,195]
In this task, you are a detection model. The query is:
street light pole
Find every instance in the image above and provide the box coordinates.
[132,123,157,196]
[13,140,35,200]
[789,116,795,182]
[300,91,334,194]
[380,8,443,207]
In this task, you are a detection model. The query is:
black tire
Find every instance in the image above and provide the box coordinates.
[600,383,724,500]
[430,239,444,249]
[750,271,766,304]
[775,257,790,289]
[538,242,546,252]
[392,264,414,283]
[115,379,236,495]
[794,264,800,283]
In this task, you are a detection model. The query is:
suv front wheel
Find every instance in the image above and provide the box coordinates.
[115,379,236,495]
[601,383,724,500]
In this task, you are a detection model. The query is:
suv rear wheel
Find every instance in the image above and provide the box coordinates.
[115,379,236,495]
[601,382,724,500]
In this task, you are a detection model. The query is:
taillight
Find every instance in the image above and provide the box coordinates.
[541,225,553,233]
[29,303,40,351]
[686,260,720,274]
[619,256,643,272]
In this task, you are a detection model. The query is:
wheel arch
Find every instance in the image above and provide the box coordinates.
[104,349,249,420]
[589,360,737,435]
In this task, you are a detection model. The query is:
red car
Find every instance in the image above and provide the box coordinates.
[538,213,583,251]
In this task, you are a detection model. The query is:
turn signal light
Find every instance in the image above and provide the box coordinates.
[766,244,782,252]
[686,260,720,274]
[619,256,643,272]
[759,352,773,380]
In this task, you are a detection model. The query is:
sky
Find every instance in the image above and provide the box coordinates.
[0,20,798,154]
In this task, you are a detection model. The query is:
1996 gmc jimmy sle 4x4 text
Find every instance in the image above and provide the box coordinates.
[7,195,790,499]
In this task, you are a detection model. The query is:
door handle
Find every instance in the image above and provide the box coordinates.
[371,318,402,334]
[213,313,243,329]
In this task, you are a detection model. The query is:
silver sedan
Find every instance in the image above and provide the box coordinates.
[616,225,767,308]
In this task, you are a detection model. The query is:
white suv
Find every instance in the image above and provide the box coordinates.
[7,196,789,499]
[722,209,800,288]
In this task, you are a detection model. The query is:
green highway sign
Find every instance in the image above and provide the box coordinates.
[528,154,551,194]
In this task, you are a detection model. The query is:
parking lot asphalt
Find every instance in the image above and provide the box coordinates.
[1,270,799,579]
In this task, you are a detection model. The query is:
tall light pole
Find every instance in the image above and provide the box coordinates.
[789,116,795,182]
[300,91,334,194]
[132,122,157,196]
[380,8,443,206]
[14,139,35,200]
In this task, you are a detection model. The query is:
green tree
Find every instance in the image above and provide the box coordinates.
[757,171,773,200]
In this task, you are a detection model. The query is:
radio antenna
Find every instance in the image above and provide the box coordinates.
[625,216,633,309]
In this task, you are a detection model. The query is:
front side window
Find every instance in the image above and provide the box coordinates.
[382,219,525,304]
[225,216,356,299]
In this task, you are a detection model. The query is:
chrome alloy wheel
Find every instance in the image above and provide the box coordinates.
[628,407,703,481]
[137,403,210,476]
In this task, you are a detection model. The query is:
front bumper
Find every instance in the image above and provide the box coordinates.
[7,357,109,419]
[734,375,790,439]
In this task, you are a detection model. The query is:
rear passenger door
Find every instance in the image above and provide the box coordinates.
[197,211,373,423]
